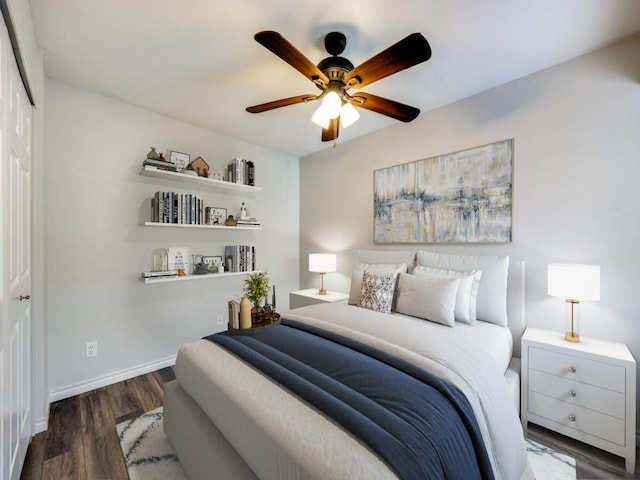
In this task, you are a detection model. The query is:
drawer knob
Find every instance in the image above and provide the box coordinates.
[568,389,577,398]
[568,414,576,422]
[568,366,577,373]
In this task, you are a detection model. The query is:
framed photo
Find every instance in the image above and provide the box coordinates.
[169,150,190,170]
[206,207,227,226]
[202,255,223,271]
[167,246,189,272]
[374,139,513,244]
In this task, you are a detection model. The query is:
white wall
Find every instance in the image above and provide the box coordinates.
[45,80,299,398]
[300,36,640,423]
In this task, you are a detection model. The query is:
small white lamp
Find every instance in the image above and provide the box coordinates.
[309,253,337,295]
[548,264,600,342]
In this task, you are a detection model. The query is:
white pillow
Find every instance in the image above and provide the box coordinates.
[416,251,509,326]
[357,271,399,314]
[413,266,482,325]
[349,263,407,305]
[357,250,416,272]
[395,273,460,327]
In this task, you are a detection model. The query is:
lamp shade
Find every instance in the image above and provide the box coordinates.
[548,264,600,301]
[309,253,336,273]
[340,102,360,128]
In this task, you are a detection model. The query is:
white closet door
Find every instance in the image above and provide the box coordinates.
[0,13,33,480]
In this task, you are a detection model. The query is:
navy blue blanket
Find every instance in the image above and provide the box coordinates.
[205,319,494,480]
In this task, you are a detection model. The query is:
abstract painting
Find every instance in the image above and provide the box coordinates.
[374,139,513,243]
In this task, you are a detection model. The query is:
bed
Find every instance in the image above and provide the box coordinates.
[164,250,533,480]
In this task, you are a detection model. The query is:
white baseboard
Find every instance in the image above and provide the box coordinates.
[48,355,177,404]
[34,415,49,434]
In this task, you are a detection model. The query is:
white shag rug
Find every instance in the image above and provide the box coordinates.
[116,407,188,480]
[117,407,575,480]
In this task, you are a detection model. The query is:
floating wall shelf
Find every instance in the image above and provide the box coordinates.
[140,165,261,193]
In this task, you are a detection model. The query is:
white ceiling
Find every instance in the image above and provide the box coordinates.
[29,0,640,157]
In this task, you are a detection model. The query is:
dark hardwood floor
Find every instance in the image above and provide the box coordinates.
[20,367,176,480]
[527,423,639,479]
[20,367,639,479]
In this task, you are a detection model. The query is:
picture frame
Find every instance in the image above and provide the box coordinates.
[167,246,190,272]
[202,255,223,272]
[206,206,227,226]
[374,139,513,244]
[169,150,190,171]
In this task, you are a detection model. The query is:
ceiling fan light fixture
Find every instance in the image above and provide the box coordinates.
[340,102,360,128]
[311,105,331,129]
[321,90,342,119]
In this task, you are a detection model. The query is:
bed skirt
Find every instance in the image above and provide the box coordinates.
[164,380,257,480]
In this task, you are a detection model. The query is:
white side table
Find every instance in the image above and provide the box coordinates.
[521,327,636,473]
[289,289,349,309]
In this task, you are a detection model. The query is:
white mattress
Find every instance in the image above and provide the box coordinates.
[173,303,532,480]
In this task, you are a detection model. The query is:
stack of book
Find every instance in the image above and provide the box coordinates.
[227,158,255,186]
[236,217,260,227]
[141,270,177,279]
[224,245,255,273]
[143,158,178,171]
[228,300,240,329]
[151,191,204,224]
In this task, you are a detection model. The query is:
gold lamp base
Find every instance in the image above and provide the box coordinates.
[317,272,327,295]
[565,331,580,343]
[564,298,580,343]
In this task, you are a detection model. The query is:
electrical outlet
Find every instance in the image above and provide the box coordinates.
[85,340,98,358]
[216,313,224,326]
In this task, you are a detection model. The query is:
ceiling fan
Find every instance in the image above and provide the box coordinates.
[246,30,432,142]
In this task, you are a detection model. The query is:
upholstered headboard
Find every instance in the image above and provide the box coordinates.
[507,260,525,358]
[356,250,526,358]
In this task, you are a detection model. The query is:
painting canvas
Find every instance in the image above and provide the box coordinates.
[374,139,513,243]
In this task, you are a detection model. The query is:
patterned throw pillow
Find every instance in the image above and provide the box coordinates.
[357,270,398,314]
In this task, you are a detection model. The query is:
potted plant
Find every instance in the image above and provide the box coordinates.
[242,271,270,323]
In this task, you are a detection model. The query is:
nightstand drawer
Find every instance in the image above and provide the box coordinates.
[529,391,626,446]
[529,369,625,419]
[529,347,626,393]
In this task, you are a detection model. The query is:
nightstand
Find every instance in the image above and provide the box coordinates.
[521,327,636,473]
[289,289,349,309]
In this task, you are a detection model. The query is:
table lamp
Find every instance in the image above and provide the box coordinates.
[309,253,336,295]
[547,263,600,342]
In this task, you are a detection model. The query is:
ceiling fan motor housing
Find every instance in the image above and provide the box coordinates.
[316,32,355,84]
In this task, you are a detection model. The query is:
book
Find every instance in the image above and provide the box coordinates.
[228,300,239,329]
[143,159,178,171]
[224,244,255,272]
[247,160,255,186]
[236,217,260,226]
[141,270,177,278]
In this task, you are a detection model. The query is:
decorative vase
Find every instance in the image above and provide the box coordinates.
[151,248,168,271]
[146,147,160,160]
[239,297,252,329]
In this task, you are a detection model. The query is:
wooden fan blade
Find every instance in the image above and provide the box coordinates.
[255,31,330,87]
[321,117,339,142]
[344,33,431,89]
[246,94,318,113]
[350,93,420,122]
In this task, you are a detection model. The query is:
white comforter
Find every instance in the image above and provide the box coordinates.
[174,304,533,480]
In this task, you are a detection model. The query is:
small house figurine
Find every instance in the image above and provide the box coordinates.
[190,156,210,178]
